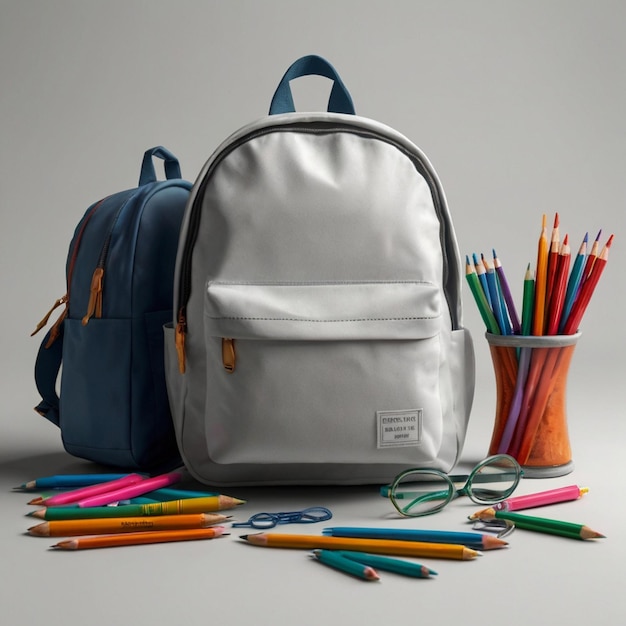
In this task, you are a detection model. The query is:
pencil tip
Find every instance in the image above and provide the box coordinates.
[583,232,588,242]
[595,229,602,241]
[465,254,470,265]
[239,535,249,541]
[562,233,569,245]
[606,234,614,247]
[553,212,559,227]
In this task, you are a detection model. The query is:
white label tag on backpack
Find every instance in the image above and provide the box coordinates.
[376,409,422,448]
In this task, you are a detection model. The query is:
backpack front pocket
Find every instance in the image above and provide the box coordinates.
[203,281,445,466]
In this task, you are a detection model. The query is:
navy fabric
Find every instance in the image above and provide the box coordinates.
[33,147,191,471]
[269,54,356,115]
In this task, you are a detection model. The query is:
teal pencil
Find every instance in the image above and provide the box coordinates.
[521,264,535,336]
[482,255,507,334]
[310,550,380,581]
[465,256,500,334]
[473,253,492,308]
[337,551,437,578]
[559,232,587,332]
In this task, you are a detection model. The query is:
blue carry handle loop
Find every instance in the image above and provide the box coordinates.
[33,326,64,427]
[269,55,355,116]
[138,146,182,186]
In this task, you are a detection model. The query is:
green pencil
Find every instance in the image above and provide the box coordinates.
[337,551,437,578]
[465,256,500,334]
[29,495,245,520]
[477,509,605,541]
[521,263,535,336]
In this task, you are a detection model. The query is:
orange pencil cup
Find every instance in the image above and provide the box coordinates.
[485,332,580,478]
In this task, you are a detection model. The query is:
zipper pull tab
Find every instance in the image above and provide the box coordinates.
[222,338,236,373]
[82,268,104,325]
[31,294,68,336]
[175,309,187,374]
[45,308,68,348]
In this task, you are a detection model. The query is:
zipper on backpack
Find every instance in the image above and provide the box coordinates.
[222,338,236,373]
[81,196,133,325]
[31,198,107,346]
[174,123,454,372]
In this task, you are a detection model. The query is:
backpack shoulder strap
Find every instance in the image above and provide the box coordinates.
[33,325,64,427]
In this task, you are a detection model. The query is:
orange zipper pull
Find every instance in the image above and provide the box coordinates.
[82,268,104,325]
[222,338,236,373]
[31,294,68,336]
[175,309,187,374]
[45,308,68,348]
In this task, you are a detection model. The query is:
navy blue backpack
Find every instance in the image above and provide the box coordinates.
[32,147,191,471]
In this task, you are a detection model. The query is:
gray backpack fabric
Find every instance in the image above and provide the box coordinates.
[164,55,475,486]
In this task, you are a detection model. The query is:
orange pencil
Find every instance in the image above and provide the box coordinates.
[532,214,549,335]
[544,212,560,324]
[29,513,223,537]
[240,533,479,560]
[562,234,613,334]
[51,527,226,550]
[546,234,571,335]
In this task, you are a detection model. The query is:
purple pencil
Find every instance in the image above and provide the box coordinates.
[492,250,521,334]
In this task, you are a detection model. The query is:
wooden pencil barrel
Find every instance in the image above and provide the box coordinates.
[485,333,580,478]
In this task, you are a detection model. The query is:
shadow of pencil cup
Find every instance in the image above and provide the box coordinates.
[485,332,581,478]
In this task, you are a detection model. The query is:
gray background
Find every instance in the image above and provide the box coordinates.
[1,2,624,625]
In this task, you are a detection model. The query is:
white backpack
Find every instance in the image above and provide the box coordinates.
[164,55,475,486]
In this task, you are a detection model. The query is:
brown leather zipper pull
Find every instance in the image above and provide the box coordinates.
[222,338,236,373]
[31,294,68,336]
[175,308,187,374]
[82,268,104,325]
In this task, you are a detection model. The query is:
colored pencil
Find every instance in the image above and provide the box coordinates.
[469,485,588,516]
[546,234,571,335]
[310,550,380,581]
[532,214,549,335]
[337,551,437,578]
[578,228,602,291]
[36,473,145,507]
[75,471,183,508]
[15,474,130,491]
[521,264,535,336]
[544,212,560,322]
[473,252,492,308]
[471,510,604,541]
[240,533,480,560]
[29,513,223,537]
[30,495,244,520]
[51,526,226,550]
[483,255,507,334]
[130,487,219,501]
[493,249,521,334]
[559,233,587,332]
[562,234,613,334]
[465,256,500,334]
[322,527,507,550]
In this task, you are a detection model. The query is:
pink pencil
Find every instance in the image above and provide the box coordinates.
[492,485,588,512]
[76,472,184,508]
[42,473,145,507]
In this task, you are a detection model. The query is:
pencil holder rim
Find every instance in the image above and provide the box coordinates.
[485,332,581,348]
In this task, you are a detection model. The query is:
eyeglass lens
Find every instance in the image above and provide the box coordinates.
[391,455,519,516]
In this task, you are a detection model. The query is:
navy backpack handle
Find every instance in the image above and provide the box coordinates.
[269,55,356,116]
[138,146,182,186]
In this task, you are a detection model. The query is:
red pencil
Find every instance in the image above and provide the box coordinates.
[544,212,560,323]
[562,234,613,334]
[546,234,571,335]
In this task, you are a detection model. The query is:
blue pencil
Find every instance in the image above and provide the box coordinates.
[559,232,587,332]
[337,551,437,578]
[322,527,508,550]
[15,474,131,491]
[482,255,507,334]
[310,550,380,581]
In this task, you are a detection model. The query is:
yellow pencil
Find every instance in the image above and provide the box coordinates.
[29,513,223,537]
[240,533,480,560]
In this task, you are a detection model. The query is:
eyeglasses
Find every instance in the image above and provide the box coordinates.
[381,454,522,517]
[231,506,332,529]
